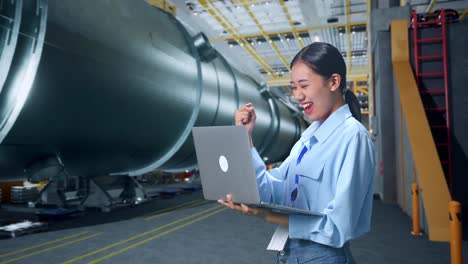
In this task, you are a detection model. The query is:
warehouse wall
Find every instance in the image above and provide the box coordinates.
[373,31,396,202]
[392,65,429,233]
[373,8,468,237]
[408,21,468,237]
[371,6,410,202]
[447,22,468,238]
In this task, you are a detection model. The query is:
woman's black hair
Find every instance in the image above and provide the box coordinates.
[290,42,347,93]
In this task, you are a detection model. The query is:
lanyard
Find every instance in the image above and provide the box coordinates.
[290,145,308,203]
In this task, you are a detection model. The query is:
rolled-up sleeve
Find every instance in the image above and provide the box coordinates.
[251,148,291,204]
[288,132,375,248]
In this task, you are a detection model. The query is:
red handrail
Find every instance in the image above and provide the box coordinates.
[440,9,453,192]
[411,9,452,193]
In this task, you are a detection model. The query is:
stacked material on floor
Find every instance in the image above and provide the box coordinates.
[10,186,39,204]
[0,220,47,238]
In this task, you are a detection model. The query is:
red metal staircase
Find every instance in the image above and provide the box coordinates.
[411,9,452,193]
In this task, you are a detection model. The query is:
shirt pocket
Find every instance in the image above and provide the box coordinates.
[295,161,325,206]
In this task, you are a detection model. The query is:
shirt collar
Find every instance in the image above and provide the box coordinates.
[299,104,352,148]
[299,121,321,149]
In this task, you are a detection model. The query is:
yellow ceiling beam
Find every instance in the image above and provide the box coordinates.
[346,0,352,73]
[209,22,367,42]
[267,71,369,86]
[348,74,369,80]
[355,87,369,94]
[366,0,374,118]
[240,0,290,69]
[426,0,438,13]
[349,72,369,78]
[354,77,368,82]
[146,0,177,15]
[353,78,369,116]
[279,0,305,48]
[199,0,277,76]
[266,75,291,87]
[354,77,369,95]
[348,71,369,75]
[460,10,467,21]
[350,66,370,72]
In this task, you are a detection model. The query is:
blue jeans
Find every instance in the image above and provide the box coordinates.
[275,239,356,264]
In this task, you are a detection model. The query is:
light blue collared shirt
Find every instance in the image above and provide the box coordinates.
[251,104,375,248]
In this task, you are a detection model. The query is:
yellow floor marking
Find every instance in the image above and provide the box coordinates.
[0,232,102,264]
[0,231,90,258]
[62,205,221,264]
[144,200,210,221]
[88,208,228,264]
[143,199,203,219]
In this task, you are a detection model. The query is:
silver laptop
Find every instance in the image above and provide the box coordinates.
[192,125,323,216]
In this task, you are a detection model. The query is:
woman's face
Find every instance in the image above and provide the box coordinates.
[290,61,342,122]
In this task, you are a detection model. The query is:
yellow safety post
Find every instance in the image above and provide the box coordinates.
[411,183,423,235]
[449,201,462,264]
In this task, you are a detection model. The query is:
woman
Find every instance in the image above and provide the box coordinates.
[219,42,375,263]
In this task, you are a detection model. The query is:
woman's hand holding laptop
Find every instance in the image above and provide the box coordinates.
[217,194,288,225]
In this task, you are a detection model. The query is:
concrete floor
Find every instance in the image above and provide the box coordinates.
[0,190,466,264]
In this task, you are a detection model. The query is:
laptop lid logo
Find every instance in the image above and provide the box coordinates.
[219,155,229,172]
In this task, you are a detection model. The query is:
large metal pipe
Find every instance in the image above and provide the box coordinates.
[0,0,303,181]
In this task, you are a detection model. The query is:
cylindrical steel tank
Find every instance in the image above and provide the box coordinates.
[0,0,304,180]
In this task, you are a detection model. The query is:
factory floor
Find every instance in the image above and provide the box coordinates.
[0,189,466,264]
